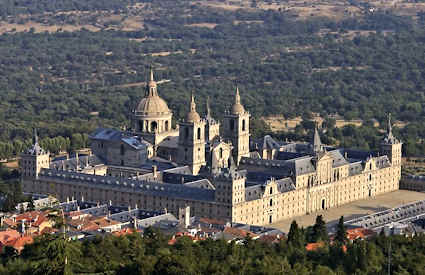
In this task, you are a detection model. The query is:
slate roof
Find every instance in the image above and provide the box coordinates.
[245,178,295,201]
[90,128,150,150]
[39,169,216,202]
[50,155,105,171]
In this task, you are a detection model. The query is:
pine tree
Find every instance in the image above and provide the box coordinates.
[335,216,347,244]
[312,215,328,242]
[287,220,304,247]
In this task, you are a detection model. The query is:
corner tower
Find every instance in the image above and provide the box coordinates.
[381,114,402,166]
[19,129,50,193]
[177,94,206,175]
[223,86,250,164]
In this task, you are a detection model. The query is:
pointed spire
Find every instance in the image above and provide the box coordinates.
[313,124,323,153]
[33,128,38,145]
[190,92,196,112]
[231,85,245,115]
[185,91,200,123]
[383,113,399,144]
[206,96,211,118]
[146,66,158,97]
[150,66,154,82]
[235,85,241,105]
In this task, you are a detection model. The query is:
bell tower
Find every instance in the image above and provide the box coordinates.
[177,94,206,175]
[380,114,402,166]
[19,129,50,193]
[223,86,250,164]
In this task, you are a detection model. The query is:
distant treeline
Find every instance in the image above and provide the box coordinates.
[0,2,423,155]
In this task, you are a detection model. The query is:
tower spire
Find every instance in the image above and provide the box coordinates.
[146,66,158,97]
[231,85,245,115]
[235,85,241,105]
[388,113,392,136]
[190,92,196,112]
[313,123,323,153]
[185,91,200,123]
[150,66,154,82]
[206,96,211,119]
[33,128,38,145]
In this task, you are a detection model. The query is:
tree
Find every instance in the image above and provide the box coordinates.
[335,216,347,245]
[312,215,328,242]
[287,220,304,247]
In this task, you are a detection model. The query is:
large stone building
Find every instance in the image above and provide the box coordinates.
[20,70,402,226]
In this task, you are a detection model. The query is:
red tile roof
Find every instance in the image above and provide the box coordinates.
[0,230,20,244]
[305,242,325,251]
[346,228,376,241]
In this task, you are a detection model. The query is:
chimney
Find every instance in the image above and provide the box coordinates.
[81,196,84,202]
[21,220,25,234]
[344,152,348,159]
[67,197,69,203]
[85,156,89,167]
[76,153,79,170]
[109,200,112,206]
[128,205,131,212]
[152,165,157,179]
[108,211,111,217]
[135,204,138,209]
[77,205,80,212]
[133,216,137,230]
[71,196,74,201]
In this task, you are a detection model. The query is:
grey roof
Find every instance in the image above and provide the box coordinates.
[110,208,164,223]
[245,178,295,201]
[90,128,150,150]
[50,155,105,171]
[184,179,215,190]
[39,168,216,202]
[375,155,391,169]
[136,213,179,229]
[158,136,179,149]
[328,150,349,167]
[348,161,363,176]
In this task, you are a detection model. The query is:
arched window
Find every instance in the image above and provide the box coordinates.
[242,119,246,131]
[270,187,273,194]
[369,163,372,170]
[197,128,201,140]
[165,121,169,131]
[151,121,157,132]
[219,148,223,159]
[269,199,273,207]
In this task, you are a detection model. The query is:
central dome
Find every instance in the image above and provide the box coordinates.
[135,69,170,115]
[136,96,170,115]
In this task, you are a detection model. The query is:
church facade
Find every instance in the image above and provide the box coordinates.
[19,70,402,226]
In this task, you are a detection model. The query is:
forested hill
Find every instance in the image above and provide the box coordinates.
[1,0,425,156]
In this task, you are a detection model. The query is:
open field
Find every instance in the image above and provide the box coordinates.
[271,190,425,232]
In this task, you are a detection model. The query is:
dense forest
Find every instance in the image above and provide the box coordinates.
[0,220,424,275]
[0,1,425,156]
